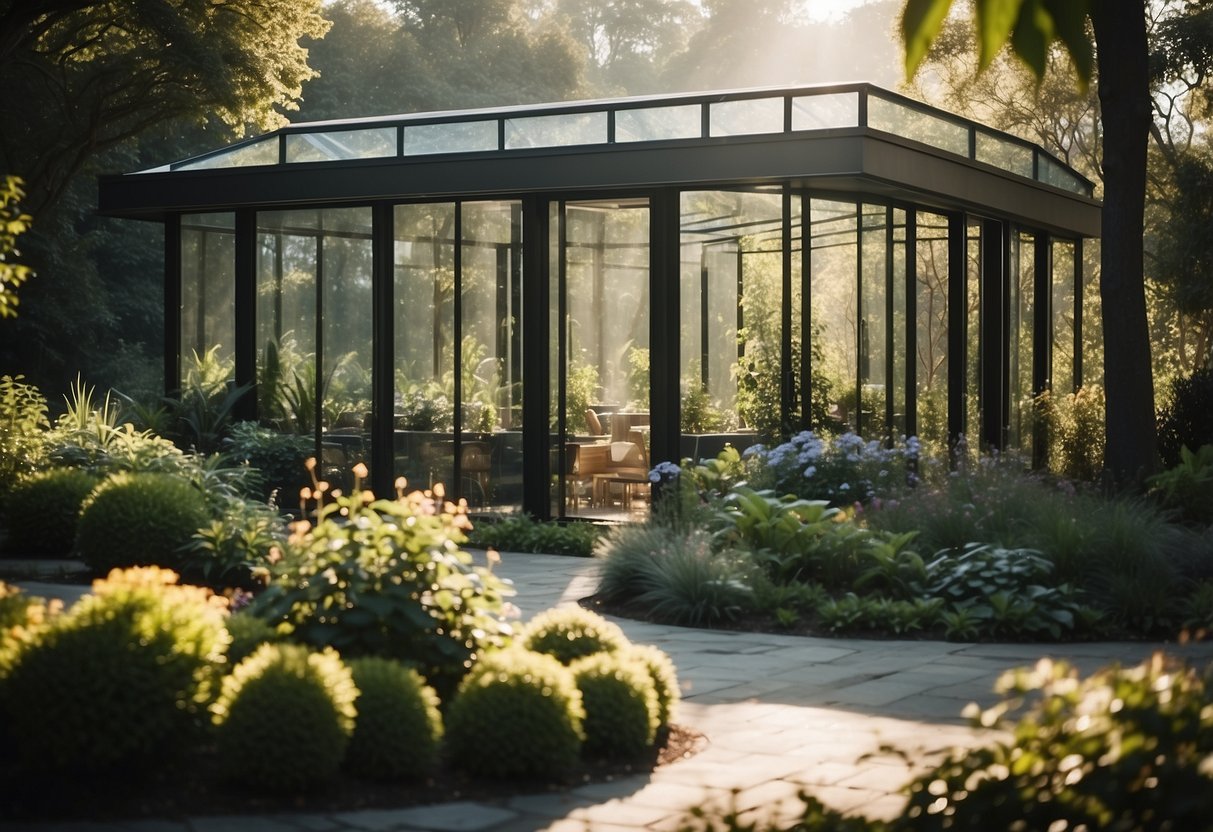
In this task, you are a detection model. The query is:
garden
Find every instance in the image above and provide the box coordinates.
[1,365,1212,825]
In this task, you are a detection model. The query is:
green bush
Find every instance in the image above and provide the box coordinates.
[3,468,100,556]
[1149,444,1213,526]
[468,513,603,557]
[571,652,659,760]
[1157,366,1213,468]
[0,581,59,674]
[0,374,48,505]
[250,483,515,696]
[0,567,228,772]
[896,655,1213,831]
[522,606,629,665]
[224,610,282,667]
[445,648,584,779]
[625,644,681,727]
[223,420,312,505]
[75,472,211,573]
[182,493,287,587]
[345,657,443,781]
[212,643,356,792]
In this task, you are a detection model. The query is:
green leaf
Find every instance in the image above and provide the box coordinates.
[1010,0,1052,79]
[903,0,956,78]
[1046,0,1093,86]
[975,0,1025,70]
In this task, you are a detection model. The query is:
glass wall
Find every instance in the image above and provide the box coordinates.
[1081,239,1102,388]
[1008,231,1036,451]
[555,199,650,519]
[811,199,859,433]
[859,204,888,438]
[255,208,374,486]
[180,213,236,385]
[966,220,982,449]
[915,212,950,451]
[1052,239,1077,394]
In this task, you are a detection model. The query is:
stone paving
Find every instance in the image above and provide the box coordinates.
[6,552,1213,832]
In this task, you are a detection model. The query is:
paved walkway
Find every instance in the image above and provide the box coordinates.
[7,552,1213,832]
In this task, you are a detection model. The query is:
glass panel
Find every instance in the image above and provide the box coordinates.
[614,104,701,142]
[791,92,859,130]
[680,191,777,452]
[859,204,887,439]
[178,138,278,170]
[285,128,396,163]
[393,203,456,494]
[255,208,374,490]
[557,199,650,520]
[505,111,607,149]
[1052,239,1077,394]
[709,98,784,137]
[891,208,907,439]
[1081,239,1102,387]
[180,213,236,385]
[811,199,859,434]
[460,201,524,512]
[915,212,950,452]
[1008,231,1035,453]
[966,221,982,453]
[868,93,970,157]
[1038,153,1088,194]
[975,131,1034,178]
[549,202,562,520]
[403,120,498,156]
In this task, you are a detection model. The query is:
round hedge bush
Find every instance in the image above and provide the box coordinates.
[0,567,229,773]
[3,468,101,556]
[521,607,630,665]
[570,652,659,760]
[76,472,211,573]
[345,657,443,781]
[624,644,680,727]
[224,610,282,667]
[212,643,356,792]
[445,648,584,779]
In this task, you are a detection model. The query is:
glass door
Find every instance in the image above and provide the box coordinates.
[550,199,651,519]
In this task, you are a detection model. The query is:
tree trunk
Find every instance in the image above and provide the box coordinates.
[1091,0,1158,485]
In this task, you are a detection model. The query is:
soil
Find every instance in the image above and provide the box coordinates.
[2,724,707,822]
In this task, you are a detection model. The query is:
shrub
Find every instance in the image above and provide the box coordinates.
[522,606,629,665]
[223,420,312,504]
[181,494,287,587]
[1149,444,1213,526]
[1157,366,1213,468]
[1037,384,1106,481]
[624,644,680,727]
[0,567,228,772]
[2,468,100,556]
[896,655,1213,831]
[345,657,443,781]
[250,475,515,696]
[0,581,60,674]
[445,648,584,779]
[0,374,48,504]
[467,513,603,557]
[212,643,356,792]
[224,610,282,666]
[748,431,919,506]
[75,472,211,573]
[571,652,659,760]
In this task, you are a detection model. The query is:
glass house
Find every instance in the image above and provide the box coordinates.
[98,84,1101,521]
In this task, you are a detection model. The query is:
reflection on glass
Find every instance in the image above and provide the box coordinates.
[966,221,981,451]
[505,112,607,148]
[403,121,498,156]
[615,105,701,142]
[1039,154,1087,194]
[1052,240,1076,394]
[812,199,859,433]
[1081,239,1102,387]
[461,201,524,511]
[181,213,236,384]
[891,208,907,438]
[178,138,278,170]
[975,132,1034,178]
[1008,231,1035,452]
[286,128,396,163]
[791,93,859,130]
[868,93,969,157]
[556,199,650,519]
[709,98,784,137]
[915,212,950,451]
[256,208,374,487]
[860,204,887,439]
[394,203,456,494]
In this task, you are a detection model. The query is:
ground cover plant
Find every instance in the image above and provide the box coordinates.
[596,434,1213,642]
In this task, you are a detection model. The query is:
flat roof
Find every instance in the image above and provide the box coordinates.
[98,83,1100,237]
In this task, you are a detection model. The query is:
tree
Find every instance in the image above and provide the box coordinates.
[0,174,32,319]
[0,0,331,217]
[902,0,1158,484]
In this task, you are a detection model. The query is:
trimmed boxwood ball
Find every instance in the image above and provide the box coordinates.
[521,606,630,665]
[0,567,229,773]
[3,468,101,556]
[570,652,659,760]
[76,472,210,573]
[345,657,443,781]
[224,610,282,667]
[445,648,584,779]
[212,643,357,792]
[624,644,680,727]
